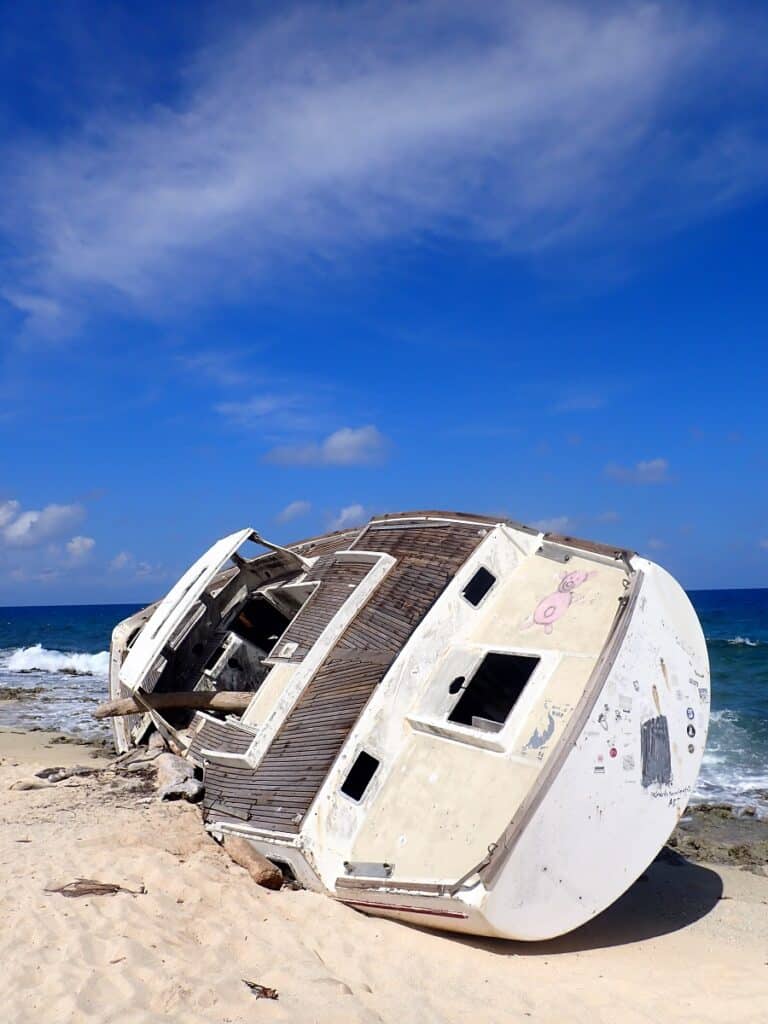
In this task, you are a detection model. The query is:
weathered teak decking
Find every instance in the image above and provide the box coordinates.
[271,553,375,663]
[202,517,487,833]
[186,713,257,766]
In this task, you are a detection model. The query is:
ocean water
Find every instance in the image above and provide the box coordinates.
[0,593,765,814]
[688,589,768,815]
[0,604,141,739]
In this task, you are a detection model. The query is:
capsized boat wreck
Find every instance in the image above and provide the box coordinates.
[107,511,710,940]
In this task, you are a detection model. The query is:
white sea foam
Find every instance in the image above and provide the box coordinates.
[1,644,109,677]
[725,636,760,646]
[693,705,768,817]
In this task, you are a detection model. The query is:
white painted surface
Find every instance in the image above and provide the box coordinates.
[119,528,255,692]
[480,559,709,939]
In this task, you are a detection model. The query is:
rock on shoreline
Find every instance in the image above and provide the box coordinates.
[670,804,768,874]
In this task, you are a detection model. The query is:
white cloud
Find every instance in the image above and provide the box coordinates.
[0,500,20,528]
[66,535,95,562]
[110,551,134,571]
[266,425,389,466]
[2,502,85,547]
[9,566,60,584]
[3,2,765,328]
[179,350,247,388]
[605,458,670,484]
[330,504,367,530]
[276,500,312,524]
[531,516,574,534]
[647,537,666,550]
[109,550,164,580]
[596,510,620,523]
[759,539,768,551]
[135,560,167,581]
[215,394,306,429]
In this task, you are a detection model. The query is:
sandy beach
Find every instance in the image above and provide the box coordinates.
[1,728,766,1024]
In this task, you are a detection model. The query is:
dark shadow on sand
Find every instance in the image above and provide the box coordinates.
[408,853,724,955]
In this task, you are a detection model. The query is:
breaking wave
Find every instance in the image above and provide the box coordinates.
[706,635,761,647]
[1,645,109,677]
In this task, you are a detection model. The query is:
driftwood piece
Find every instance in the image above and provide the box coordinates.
[155,752,203,802]
[10,777,53,791]
[224,836,283,890]
[93,690,253,720]
[45,878,146,898]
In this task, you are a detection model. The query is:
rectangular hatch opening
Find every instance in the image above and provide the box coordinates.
[230,595,292,651]
[448,652,539,733]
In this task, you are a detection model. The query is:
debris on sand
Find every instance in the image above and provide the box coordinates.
[242,979,279,1000]
[45,878,147,898]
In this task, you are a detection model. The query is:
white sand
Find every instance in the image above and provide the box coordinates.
[2,728,767,1023]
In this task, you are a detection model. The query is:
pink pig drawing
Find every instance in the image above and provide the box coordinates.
[532,570,595,634]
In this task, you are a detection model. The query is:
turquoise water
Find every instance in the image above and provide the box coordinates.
[0,593,765,813]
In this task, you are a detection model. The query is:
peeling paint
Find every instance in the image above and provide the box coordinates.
[523,709,556,750]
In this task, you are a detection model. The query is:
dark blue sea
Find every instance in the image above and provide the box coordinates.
[0,592,766,815]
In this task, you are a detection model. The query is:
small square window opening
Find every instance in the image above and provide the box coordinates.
[341,751,380,801]
[463,567,496,607]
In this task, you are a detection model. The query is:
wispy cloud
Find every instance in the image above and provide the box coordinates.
[9,566,60,584]
[109,550,166,580]
[66,535,95,563]
[110,551,133,571]
[330,504,367,530]
[647,537,667,551]
[531,515,574,533]
[178,350,248,388]
[214,393,320,436]
[276,500,312,524]
[759,539,768,551]
[265,425,390,467]
[0,500,21,528]
[605,457,670,484]
[2,2,766,330]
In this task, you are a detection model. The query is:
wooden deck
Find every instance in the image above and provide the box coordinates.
[203,517,486,833]
[187,713,256,766]
[269,554,375,663]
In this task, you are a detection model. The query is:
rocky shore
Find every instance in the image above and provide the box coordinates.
[670,804,768,874]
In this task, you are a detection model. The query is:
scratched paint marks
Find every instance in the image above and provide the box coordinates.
[640,715,672,788]
[524,709,555,750]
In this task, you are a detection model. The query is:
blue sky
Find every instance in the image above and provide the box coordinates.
[1,0,767,604]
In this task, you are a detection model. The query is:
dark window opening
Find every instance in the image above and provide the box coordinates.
[204,643,226,670]
[231,595,291,650]
[463,567,496,607]
[448,653,539,732]
[341,751,380,801]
